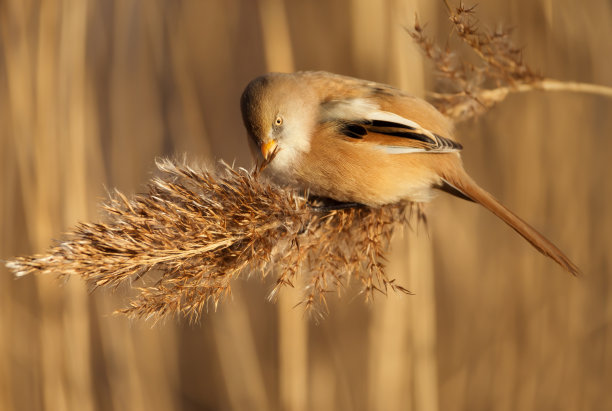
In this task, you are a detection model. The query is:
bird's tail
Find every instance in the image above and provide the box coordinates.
[439,169,580,276]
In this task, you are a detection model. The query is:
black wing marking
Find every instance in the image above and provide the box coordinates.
[338,118,462,152]
[369,119,416,130]
[339,123,368,139]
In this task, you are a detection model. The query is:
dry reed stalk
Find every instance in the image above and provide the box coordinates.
[255,2,307,409]
[6,158,413,322]
[364,3,438,409]
[256,3,308,408]
[409,2,612,122]
[4,1,71,410]
[59,2,96,410]
[211,291,272,411]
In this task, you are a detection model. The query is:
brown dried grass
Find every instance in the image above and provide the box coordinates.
[7,158,414,322]
[410,2,612,121]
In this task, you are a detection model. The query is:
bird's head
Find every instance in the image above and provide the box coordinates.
[240,73,316,168]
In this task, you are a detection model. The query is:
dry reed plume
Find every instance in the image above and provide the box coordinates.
[7,158,413,321]
[410,2,612,121]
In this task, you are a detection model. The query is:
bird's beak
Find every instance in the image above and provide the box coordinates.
[261,139,278,161]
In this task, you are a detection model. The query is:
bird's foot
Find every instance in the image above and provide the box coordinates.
[307,197,366,213]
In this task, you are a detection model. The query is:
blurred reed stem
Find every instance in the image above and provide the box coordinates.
[258,1,309,410]
[407,227,439,411]
[59,1,95,409]
[212,287,272,411]
[7,0,70,410]
[358,1,440,410]
[98,2,181,410]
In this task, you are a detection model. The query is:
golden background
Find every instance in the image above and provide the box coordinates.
[1,0,611,410]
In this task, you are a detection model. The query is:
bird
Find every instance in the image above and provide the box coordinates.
[240,70,580,275]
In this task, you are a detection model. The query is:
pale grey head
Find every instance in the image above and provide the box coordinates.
[240,73,318,167]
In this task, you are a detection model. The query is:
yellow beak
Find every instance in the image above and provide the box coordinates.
[261,139,277,160]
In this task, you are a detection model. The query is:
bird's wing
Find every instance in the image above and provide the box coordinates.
[321,98,462,154]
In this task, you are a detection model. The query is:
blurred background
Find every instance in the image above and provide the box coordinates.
[1,0,611,410]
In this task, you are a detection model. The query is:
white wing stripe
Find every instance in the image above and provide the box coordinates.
[374,145,427,154]
[368,110,423,131]
[322,98,436,137]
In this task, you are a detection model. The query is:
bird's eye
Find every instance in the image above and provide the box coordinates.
[274,116,283,126]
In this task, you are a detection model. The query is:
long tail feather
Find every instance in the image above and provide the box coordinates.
[441,170,580,276]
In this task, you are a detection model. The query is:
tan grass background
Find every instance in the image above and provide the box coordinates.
[1,0,611,410]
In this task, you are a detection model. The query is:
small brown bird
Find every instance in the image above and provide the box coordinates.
[240,71,579,275]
